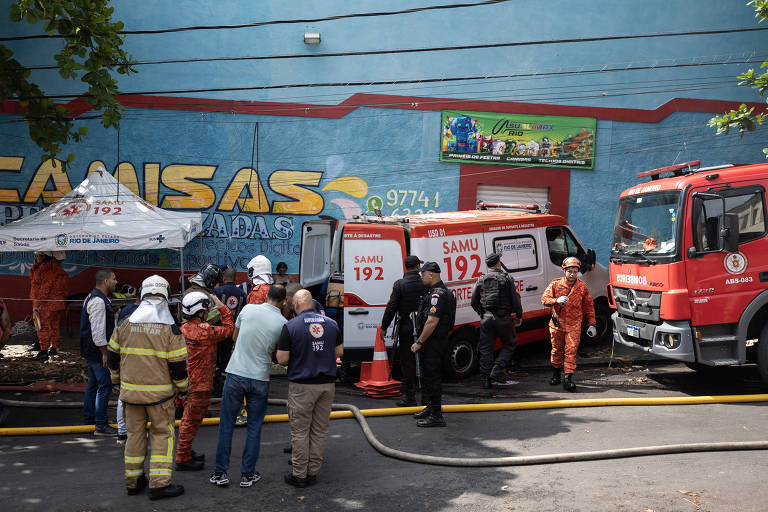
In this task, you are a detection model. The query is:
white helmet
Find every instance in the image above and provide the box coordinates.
[182,291,210,317]
[247,255,274,284]
[140,275,170,301]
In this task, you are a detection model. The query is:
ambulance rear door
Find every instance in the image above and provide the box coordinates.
[342,223,407,350]
[299,220,335,287]
[482,223,547,313]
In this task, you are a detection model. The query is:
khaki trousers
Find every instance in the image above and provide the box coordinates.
[287,382,334,479]
[124,399,175,489]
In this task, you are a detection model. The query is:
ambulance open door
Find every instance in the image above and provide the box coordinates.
[299,220,334,287]
[342,224,407,352]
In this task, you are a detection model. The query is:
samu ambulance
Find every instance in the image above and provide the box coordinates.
[299,203,611,378]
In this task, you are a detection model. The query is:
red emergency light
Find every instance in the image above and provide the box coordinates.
[476,200,545,213]
[636,160,701,180]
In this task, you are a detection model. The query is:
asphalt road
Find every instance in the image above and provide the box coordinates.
[1,345,768,512]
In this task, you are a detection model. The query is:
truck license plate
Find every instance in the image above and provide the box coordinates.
[627,325,640,337]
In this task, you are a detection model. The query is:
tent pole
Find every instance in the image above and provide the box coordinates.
[179,248,186,295]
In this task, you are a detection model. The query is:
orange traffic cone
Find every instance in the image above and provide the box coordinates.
[354,326,401,398]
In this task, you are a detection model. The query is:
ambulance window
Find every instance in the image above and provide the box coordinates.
[546,227,584,266]
[493,235,537,272]
[693,186,766,251]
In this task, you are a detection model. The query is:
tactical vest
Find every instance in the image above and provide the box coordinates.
[479,270,513,315]
[80,288,115,363]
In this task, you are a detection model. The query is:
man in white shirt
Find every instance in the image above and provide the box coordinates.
[209,284,287,489]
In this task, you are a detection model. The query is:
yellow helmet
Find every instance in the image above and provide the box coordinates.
[561,257,581,270]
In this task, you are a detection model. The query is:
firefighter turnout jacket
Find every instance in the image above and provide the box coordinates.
[108,322,189,405]
[180,306,234,392]
[541,277,595,332]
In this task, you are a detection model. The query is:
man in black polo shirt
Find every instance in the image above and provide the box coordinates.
[277,289,343,488]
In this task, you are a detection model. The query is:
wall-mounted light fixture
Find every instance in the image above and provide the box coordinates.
[303,32,321,44]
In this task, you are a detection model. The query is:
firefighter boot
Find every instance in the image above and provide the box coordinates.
[563,373,576,392]
[416,407,446,428]
[549,366,562,386]
[413,405,433,420]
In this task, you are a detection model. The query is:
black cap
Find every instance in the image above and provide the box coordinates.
[420,261,441,273]
[486,252,501,267]
[404,255,423,269]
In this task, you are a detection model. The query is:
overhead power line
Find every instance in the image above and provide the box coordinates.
[20,27,768,71]
[0,0,514,41]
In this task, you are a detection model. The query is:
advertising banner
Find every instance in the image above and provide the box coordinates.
[440,110,596,169]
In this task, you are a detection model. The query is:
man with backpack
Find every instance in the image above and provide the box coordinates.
[470,252,523,389]
[410,262,456,428]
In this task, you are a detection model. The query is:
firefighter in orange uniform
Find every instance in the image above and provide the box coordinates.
[541,257,596,392]
[175,291,234,471]
[30,251,69,360]
[245,255,273,305]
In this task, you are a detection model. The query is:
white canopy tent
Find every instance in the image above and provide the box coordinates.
[0,169,203,288]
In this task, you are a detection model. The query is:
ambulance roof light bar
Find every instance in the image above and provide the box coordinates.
[476,200,550,214]
[636,160,701,181]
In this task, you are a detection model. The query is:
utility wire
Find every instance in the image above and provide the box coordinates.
[19,27,768,71]
[0,0,515,41]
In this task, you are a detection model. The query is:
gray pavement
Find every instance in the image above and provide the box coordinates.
[1,342,768,511]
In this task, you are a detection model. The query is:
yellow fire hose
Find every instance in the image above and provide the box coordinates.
[2,394,768,466]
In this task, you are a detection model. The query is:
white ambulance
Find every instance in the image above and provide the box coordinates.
[299,203,611,378]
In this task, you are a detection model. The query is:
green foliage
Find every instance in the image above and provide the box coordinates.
[710,0,768,157]
[0,0,136,169]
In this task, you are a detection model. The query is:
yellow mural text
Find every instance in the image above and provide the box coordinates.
[160,165,217,209]
[217,167,269,212]
[270,171,324,215]
[22,159,72,204]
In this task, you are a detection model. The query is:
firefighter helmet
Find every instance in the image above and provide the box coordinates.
[190,264,222,290]
[561,257,581,270]
[140,275,170,301]
[182,291,210,317]
[247,255,274,284]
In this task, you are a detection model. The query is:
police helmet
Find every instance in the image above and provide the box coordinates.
[190,264,222,289]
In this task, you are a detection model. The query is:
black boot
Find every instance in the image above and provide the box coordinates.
[549,367,562,386]
[482,375,492,390]
[31,350,48,361]
[413,405,432,420]
[416,407,446,428]
[396,392,417,407]
[563,373,576,392]
[148,484,185,500]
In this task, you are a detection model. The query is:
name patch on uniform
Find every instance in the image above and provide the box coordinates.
[431,297,439,305]
[304,316,326,324]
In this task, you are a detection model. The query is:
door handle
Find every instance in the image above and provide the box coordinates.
[348,309,369,315]
[525,286,538,291]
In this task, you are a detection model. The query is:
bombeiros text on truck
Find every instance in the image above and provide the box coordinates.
[610,160,768,383]
[299,202,612,378]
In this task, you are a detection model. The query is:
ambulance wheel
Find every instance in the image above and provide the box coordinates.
[757,322,768,385]
[443,328,478,379]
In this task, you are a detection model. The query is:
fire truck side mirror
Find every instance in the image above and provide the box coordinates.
[719,213,740,253]
[580,248,596,273]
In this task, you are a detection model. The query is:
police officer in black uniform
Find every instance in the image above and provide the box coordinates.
[471,252,523,389]
[381,255,428,407]
[411,261,455,428]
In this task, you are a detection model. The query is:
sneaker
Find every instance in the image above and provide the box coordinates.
[240,472,261,487]
[148,484,184,500]
[209,471,229,487]
[175,458,204,471]
[31,350,48,361]
[284,472,308,488]
[47,347,58,356]
[94,425,118,436]
[126,474,148,496]
[235,407,247,426]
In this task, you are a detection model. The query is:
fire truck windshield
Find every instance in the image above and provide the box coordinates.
[612,191,681,260]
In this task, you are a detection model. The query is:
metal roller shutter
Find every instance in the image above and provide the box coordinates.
[476,184,549,208]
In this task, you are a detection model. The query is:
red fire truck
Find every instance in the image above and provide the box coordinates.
[610,160,768,382]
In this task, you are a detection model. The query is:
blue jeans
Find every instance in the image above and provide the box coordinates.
[215,373,269,474]
[83,359,112,429]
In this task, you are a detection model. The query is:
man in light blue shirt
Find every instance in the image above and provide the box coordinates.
[210,284,287,489]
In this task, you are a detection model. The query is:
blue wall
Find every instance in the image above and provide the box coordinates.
[1,0,767,276]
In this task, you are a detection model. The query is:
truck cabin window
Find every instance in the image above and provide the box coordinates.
[613,191,680,256]
[546,227,585,266]
[692,187,766,252]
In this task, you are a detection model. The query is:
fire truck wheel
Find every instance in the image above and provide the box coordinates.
[443,328,479,379]
[757,323,768,385]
